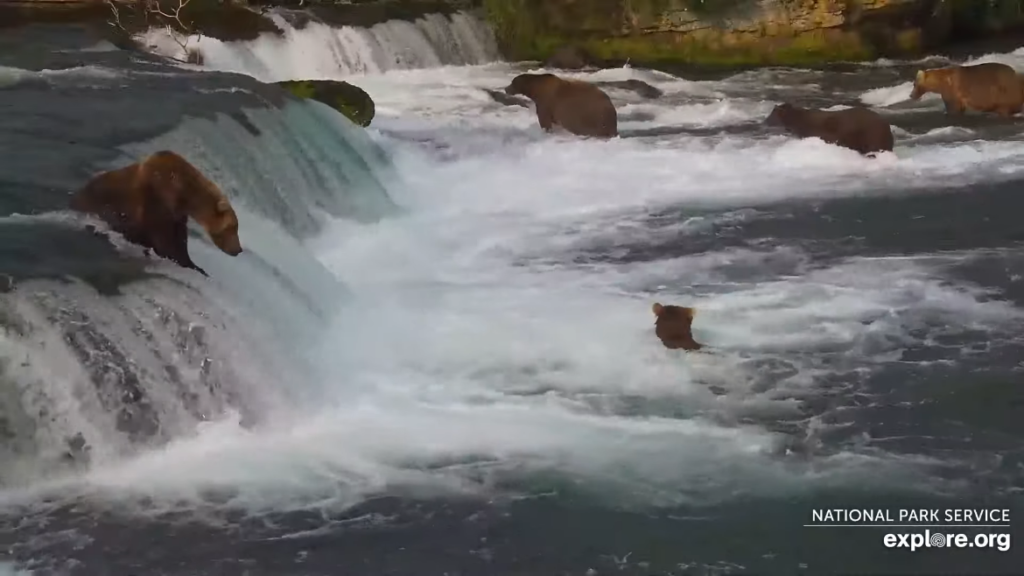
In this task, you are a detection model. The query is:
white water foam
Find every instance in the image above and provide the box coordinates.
[0,563,31,576]
[0,64,122,88]
[139,9,498,77]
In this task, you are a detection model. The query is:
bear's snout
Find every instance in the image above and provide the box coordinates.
[212,234,243,256]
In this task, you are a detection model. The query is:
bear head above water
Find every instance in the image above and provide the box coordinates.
[652,302,703,351]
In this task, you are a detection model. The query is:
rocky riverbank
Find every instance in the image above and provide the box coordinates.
[483,0,1024,68]
[4,0,1024,68]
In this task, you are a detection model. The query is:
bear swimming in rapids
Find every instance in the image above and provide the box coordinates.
[910,62,1024,118]
[765,103,895,157]
[503,72,618,139]
[69,150,242,276]
[652,302,703,351]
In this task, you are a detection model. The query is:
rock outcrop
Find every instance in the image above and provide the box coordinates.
[0,0,283,39]
[0,0,479,40]
[483,0,1024,68]
[276,80,376,127]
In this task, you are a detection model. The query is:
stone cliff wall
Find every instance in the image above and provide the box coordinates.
[5,0,1022,67]
[483,0,1024,67]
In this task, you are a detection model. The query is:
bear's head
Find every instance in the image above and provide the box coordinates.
[504,73,556,98]
[909,68,951,100]
[200,198,243,256]
[652,302,702,351]
[149,151,243,257]
[765,103,799,127]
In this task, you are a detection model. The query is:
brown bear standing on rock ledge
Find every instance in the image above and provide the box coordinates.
[504,73,618,139]
[765,103,894,157]
[652,302,703,351]
[69,150,243,277]
[909,62,1024,118]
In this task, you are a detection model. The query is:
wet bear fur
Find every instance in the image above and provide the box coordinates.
[765,103,895,156]
[69,150,243,276]
[910,62,1024,118]
[652,302,703,351]
[504,73,618,139]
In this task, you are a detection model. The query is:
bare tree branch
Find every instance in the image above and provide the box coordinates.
[105,0,204,64]
[105,0,125,31]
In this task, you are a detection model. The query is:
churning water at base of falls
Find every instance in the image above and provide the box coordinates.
[3,17,1024,576]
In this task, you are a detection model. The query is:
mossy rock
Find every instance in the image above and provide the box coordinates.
[276,80,376,127]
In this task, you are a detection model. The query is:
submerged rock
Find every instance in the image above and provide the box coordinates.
[483,87,530,107]
[593,79,663,99]
[276,80,376,127]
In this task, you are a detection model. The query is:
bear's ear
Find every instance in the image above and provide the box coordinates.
[915,70,925,83]
[652,302,664,317]
[682,307,696,319]
[216,198,231,213]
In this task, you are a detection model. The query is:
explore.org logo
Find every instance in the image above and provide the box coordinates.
[805,508,1013,553]
[883,530,1011,552]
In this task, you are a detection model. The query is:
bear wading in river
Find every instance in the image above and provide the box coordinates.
[504,73,618,139]
[652,302,703,351]
[70,150,243,276]
[910,62,1024,118]
[765,103,894,157]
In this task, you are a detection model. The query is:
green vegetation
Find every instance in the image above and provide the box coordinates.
[276,80,376,127]
[482,0,537,59]
[577,29,876,68]
[482,0,879,68]
[479,0,1023,68]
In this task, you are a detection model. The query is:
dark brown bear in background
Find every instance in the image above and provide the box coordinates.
[652,302,703,351]
[504,73,618,139]
[909,62,1024,118]
[69,150,243,276]
[765,103,895,157]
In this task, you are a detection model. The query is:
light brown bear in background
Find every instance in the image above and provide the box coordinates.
[765,103,895,157]
[909,62,1024,118]
[503,73,618,139]
[70,150,242,277]
[652,302,703,351]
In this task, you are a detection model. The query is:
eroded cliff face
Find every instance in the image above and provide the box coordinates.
[483,0,1024,67]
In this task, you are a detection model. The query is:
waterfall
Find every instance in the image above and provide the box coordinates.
[140,10,501,80]
[0,95,399,488]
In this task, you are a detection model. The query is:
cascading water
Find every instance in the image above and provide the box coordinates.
[0,51,400,494]
[141,9,501,78]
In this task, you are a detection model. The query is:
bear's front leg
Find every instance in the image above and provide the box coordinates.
[153,219,209,277]
[535,103,555,132]
[942,96,965,115]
